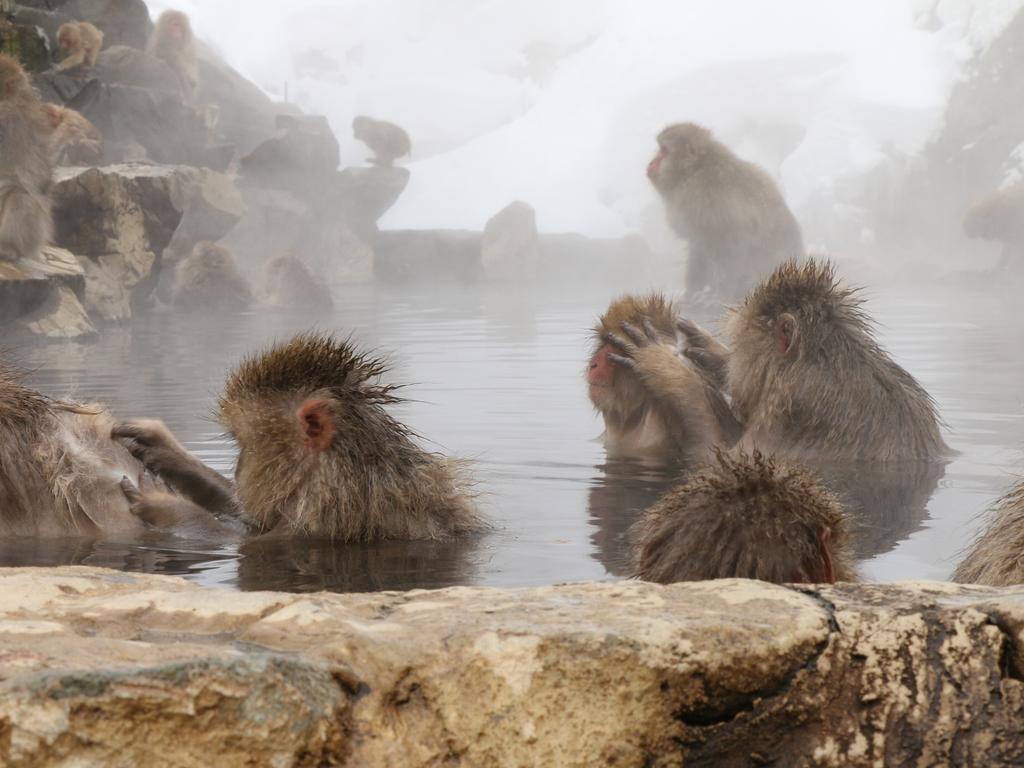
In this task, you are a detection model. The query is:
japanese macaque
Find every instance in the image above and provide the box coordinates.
[147,9,198,102]
[647,122,804,303]
[953,481,1024,586]
[54,22,104,74]
[171,241,253,312]
[0,54,53,262]
[42,103,104,165]
[0,361,205,537]
[352,116,411,167]
[588,294,736,465]
[607,259,950,462]
[962,185,1024,273]
[263,255,333,311]
[634,450,855,584]
[115,333,485,542]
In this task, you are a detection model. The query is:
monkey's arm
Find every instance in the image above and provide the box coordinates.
[54,51,87,72]
[119,477,241,538]
[112,419,239,517]
[606,322,744,452]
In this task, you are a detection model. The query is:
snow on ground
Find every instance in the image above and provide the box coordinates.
[152,0,1024,240]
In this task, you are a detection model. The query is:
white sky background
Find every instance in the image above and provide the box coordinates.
[150,0,1024,238]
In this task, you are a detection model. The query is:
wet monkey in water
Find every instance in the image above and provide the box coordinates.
[587,294,736,465]
[647,122,804,303]
[54,22,104,74]
[115,333,486,542]
[0,54,54,262]
[633,450,855,584]
[170,241,253,312]
[954,480,1024,586]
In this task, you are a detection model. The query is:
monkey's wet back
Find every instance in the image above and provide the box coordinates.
[2,280,1020,592]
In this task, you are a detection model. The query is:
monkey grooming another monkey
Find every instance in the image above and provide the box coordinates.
[608,259,950,462]
[263,254,333,312]
[147,9,199,102]
[647,122,804,303]
[171,241,253,312]
[953,480,1024,586]
[0,54,54,262]
[54,22,104,74]
[42,103,104,166]
[352,116,411,167]
[115,333,485,542]
[634,450,855,584]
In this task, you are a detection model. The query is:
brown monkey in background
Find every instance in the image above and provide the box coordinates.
[147,9,199,102]
[587,293,737,465]
[610,259,950,462]
[953,481,1024,586]
[962,185,1024,274]
[54,22,104,74]
[647,122,804,303]
[634,450,855,584]
[352,115,411,167]
[263,254,333,312]
[42,103,104,165]
[115,333,485,542]
[171,241,253,312]
[0,54,53,262]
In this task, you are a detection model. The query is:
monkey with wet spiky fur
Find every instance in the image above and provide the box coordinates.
[54,21,104,74]
[0,54,53,262]
[115,333,485,541]
[352,116,411,167]
[953,480,1024,586]
[609,259,950,462]
[171,241,253,312]
[588,293,738,465]
[634,450,855,584]
[647,122,804,303]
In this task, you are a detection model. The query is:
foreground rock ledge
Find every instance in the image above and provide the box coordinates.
[0,570,1022,766]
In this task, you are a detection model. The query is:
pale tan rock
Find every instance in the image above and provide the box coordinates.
[1,569,1024,766]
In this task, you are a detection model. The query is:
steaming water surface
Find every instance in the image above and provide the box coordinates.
[2,276,1021,591]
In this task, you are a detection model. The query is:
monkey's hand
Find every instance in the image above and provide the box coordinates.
[676,318,730,390]
[606,320,696,398]
[113,419,239,517]
[119,477,238,538]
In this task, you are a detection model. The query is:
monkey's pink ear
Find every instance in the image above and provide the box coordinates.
[774,313,799,357]
[295,399,336,452]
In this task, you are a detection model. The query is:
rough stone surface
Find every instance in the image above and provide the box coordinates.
[51,164,190,322]
[0,247,95,338]
[481,200,540,279]
[1,569,1024,766]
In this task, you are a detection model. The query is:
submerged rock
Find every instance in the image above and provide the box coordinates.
[0,247,95,339]
[2,568,1023,766]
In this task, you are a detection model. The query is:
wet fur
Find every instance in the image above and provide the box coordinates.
[219,333,484,541]
[953,480,1024,586]
[172,241,252,311]
[633,450,855,583]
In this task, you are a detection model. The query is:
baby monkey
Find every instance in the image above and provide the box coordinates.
[54,22,104,74]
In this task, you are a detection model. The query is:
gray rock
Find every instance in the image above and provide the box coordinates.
[481,201,540,279]
[374,229,483,283]
[0,247,95,338]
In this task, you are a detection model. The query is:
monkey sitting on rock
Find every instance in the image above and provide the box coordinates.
[115,333,485,542]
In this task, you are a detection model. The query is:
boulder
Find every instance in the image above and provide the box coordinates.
[481,200,540,279]
[374,229,482,283]
[3,569,1024,766]
[0,18,50,72]
[0,246,95,338]
[51,164,193,322]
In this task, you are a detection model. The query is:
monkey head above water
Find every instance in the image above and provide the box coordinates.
[953,479,1024,586]
[634,450,855,584]
[648,122,804,303]
[117,333,485,542]
[588,293,734,465]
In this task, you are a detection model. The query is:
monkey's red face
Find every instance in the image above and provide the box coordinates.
[587,344,617,406]
[168,21,186,42]
[647,144,667,180]
[58,35,72,50]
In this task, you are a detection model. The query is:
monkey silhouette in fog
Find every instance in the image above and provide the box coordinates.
[352,116,411,167]
[963,185,1024,275]
[647,122,804,303]
[171,241,253,312]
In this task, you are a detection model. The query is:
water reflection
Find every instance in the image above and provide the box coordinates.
[0,277,1021,590]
